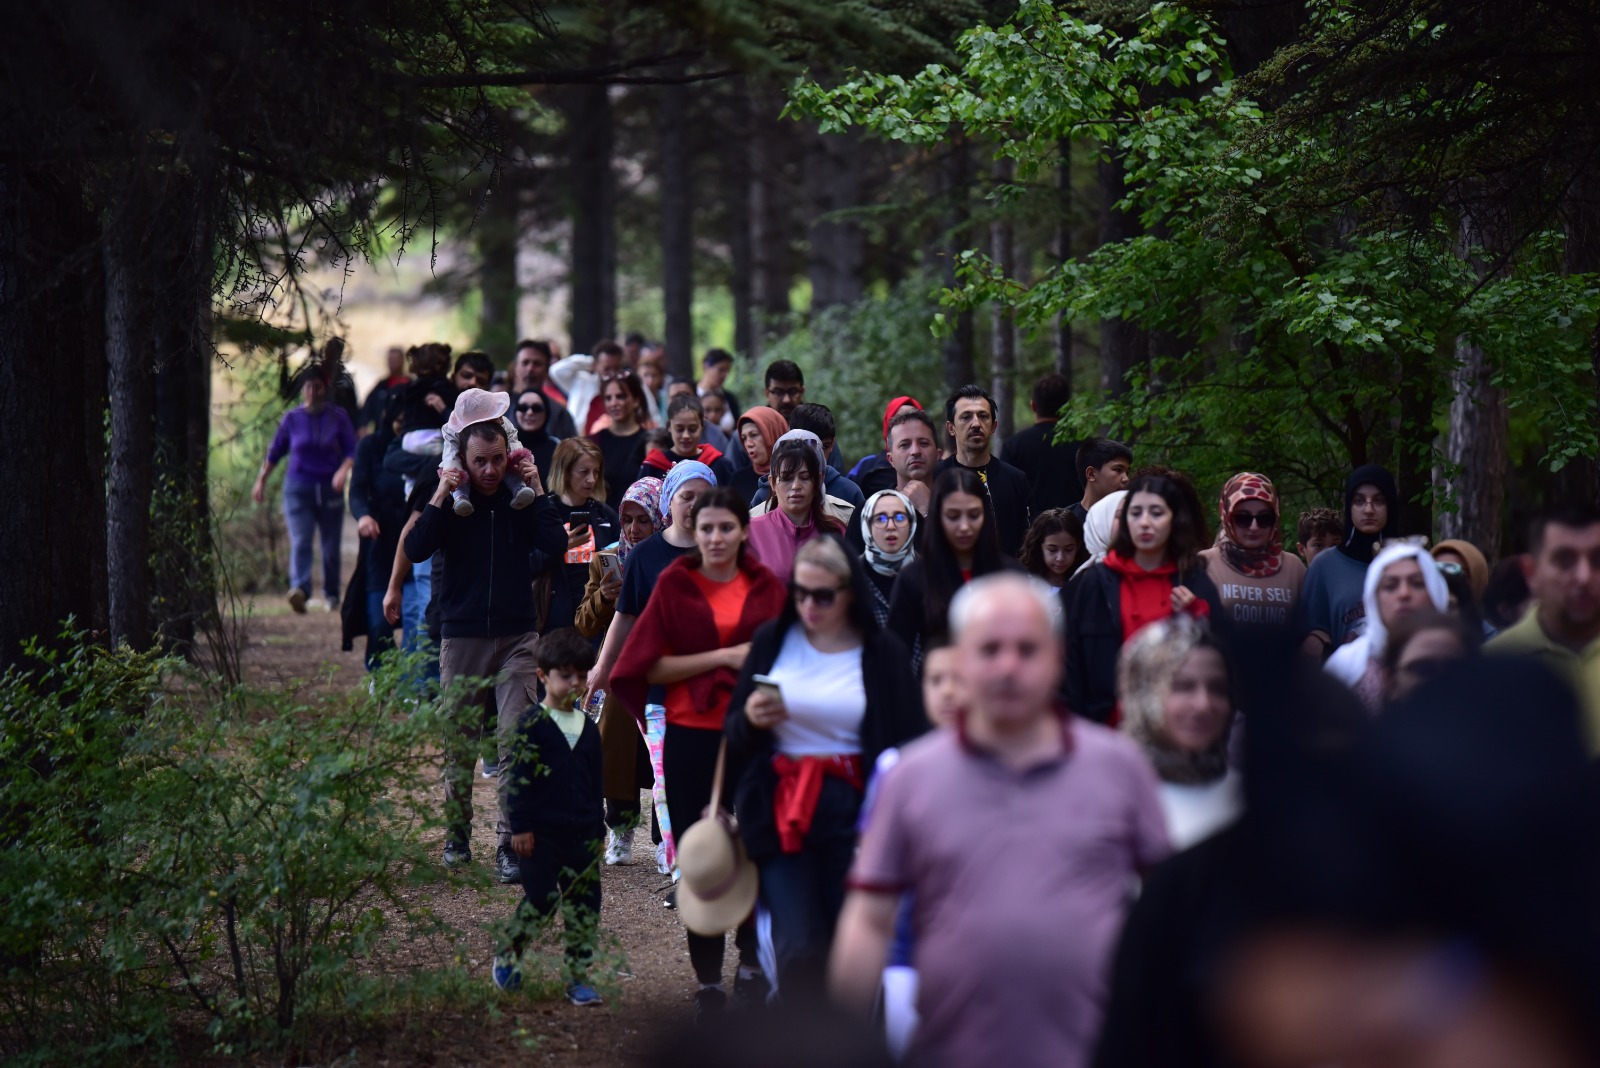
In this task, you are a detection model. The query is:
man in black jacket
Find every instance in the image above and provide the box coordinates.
[936,384,1032,557]
[404,419,567,882]
[493,629,606,1005]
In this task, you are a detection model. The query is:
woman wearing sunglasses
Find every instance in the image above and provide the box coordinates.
[1198,472,1306,643]
[859,489,918,628]
[726,535,926,1002]
[512,389,561,478]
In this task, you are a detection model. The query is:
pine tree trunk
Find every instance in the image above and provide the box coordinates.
[1439,335,1507,555]
[991,157,1017,440]
[1055,143,1075,384]
[751,90,795,333]
[1097,152,1147,397]
[805,126,864,311]
[942,138,976,391]
[476,171,520,358]
[568,83,616,350]
[725,81,755,359]
[660,78,694,383]
[105,198,155,651]
[0,164,109,666]
[152,183,216,653]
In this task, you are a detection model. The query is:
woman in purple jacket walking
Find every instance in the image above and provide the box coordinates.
[253,369,358,613]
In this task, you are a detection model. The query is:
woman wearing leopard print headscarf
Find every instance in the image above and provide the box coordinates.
[1198,472,1306,643]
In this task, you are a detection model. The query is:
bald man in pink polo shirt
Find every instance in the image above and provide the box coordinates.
[830,574,1169,1068]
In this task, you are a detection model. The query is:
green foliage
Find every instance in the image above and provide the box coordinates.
[789,0,1600,509]
[0,637,471,1061]
[742,274,949,459]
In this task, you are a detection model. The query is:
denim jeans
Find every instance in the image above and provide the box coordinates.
[283,477,344,599]
[400,556,432,652]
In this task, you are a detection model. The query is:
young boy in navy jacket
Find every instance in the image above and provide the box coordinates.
[491,628,606,1006]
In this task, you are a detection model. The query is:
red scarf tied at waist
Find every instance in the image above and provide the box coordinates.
[772,753,864,853]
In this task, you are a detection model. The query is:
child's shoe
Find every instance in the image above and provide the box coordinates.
[451,486,474,517]
[491,953,522,992]
[510,484,537,510]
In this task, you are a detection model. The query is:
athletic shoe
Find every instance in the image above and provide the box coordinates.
[566,982,603,1007]
[324,595,339,612]
[442,840,472,868]
[693,986,726,1025]
[495,845,521,885]
[491,953,522,992]
[604,830,633,866]
[287,588,308,614]
[655,840,671,875]
[481,757,499,778]
[732,970,771,1012]
[663,887,677,910]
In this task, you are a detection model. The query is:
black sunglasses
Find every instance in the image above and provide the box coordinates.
[1232,512,1276,529]
[515,402,546,414]
[791,582,846,608]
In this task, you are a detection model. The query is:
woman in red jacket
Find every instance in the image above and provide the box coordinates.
[1064,474,1222,724]
[611,485,786,1022]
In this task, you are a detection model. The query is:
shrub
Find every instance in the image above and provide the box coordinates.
[0,637,463,1062]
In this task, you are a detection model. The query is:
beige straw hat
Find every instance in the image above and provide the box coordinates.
[674,741,758,936]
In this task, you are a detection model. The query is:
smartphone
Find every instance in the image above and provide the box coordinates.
[598,550,621,580]
[752,674,783,701]
[568,508,592,530]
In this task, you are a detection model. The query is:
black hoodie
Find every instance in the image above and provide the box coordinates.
[1336,464,1400,563]
[404,482,566,638]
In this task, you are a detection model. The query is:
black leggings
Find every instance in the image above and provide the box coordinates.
[664,722,757,984]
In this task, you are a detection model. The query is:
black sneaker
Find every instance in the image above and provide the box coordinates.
[442,840,472,868]
[693,986,727,1026]
[663,887,677,910]
[495,845,521,885]
[732,970,771,1012]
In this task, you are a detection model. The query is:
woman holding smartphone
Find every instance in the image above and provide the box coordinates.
[725,535,925,1002]
[534,438,618,634]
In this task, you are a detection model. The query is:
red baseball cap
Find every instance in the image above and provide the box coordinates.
[882,395,923,440]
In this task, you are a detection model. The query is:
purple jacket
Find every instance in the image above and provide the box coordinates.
[267,405,357,483]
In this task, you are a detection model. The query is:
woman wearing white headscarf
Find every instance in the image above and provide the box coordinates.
[1082,489,1130,565]
[1325,541,1450,714]
[858,489,919,628]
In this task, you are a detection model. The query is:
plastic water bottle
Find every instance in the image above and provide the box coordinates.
[587,689,606,721]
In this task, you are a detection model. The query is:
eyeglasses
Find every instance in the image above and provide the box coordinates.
[515,403,546,414]
[1435,560,1464,577]
[872,511,910,527]
[791,582,846,608]
[600,370,636,382]
[767,386,803,401]
[1232,512,1276,529]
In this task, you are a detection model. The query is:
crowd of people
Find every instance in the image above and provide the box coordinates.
[253,337,1600,1064]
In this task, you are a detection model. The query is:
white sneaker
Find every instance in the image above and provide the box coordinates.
[604,830,633,866]
[655,840,671,876]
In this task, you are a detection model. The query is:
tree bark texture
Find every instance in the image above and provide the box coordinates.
[805,126,864,311]
[660,79,694,383]
[1055,143,1075,385]
[1097,152,1148,397]
[725,82,755,359]
[990,157,1017,440]
[0,164,109,667]
[1439,335,1507,556]
[568,83,616,350]
[751,88,796,332]
[151,179,217,652]
[475,170,521,358]
[104,196,156,651]
[942,138,976,392]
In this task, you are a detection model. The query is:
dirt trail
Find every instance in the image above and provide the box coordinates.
[241,594,719,1065]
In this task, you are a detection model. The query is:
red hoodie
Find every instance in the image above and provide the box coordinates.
[1103,550,1209,643]
[640,444,725,479]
